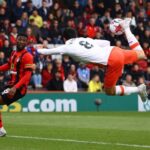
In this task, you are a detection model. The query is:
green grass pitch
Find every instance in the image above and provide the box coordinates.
[0,112,150,150]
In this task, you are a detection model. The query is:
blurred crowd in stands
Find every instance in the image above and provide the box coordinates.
[0,0,149,94]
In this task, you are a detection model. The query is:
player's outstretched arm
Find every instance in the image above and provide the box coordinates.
[12,52,34,93]
[37,45,67,55]
[0,63,10,71]
[14,70,32,89]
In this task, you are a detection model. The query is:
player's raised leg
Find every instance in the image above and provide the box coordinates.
[105,81,149,105]
[104,55,141,97]
[104,46,150,111]
[115,84,150,111]
[0,112,6,137]
[120,18,146,59]
[121,18,149,109]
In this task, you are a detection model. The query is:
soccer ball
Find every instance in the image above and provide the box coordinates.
[109,18,123,35]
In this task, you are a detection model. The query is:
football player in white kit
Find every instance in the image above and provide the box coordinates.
[37,18,150,111]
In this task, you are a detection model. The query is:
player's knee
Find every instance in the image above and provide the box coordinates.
[104,88,115,95]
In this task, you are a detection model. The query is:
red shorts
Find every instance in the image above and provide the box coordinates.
[104,47,138,88]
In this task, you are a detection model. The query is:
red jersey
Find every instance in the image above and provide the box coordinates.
[10,34,17,46]
[27,35,37,44]
[0,35,6,48]
[42,69,53,87]
[86,25,99,38]
[0,49,33,94]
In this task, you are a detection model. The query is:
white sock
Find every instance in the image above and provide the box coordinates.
[115,85,139,95]
[124,28,143,51]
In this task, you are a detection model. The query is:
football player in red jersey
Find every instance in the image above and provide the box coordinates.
[0,34,34,136]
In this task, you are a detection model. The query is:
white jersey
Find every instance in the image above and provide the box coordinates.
[38,38,114,66]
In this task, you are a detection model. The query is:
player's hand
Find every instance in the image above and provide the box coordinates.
[8,87,17,97]
[35,45,43,49]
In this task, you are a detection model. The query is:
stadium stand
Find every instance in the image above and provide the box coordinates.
[0,0,149,94]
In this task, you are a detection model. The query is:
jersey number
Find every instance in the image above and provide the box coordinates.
[79,41,93,49]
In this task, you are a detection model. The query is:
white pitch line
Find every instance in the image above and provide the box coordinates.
[7,135,150,149]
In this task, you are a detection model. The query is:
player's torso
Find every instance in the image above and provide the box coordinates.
[9,50,27,85]
[65,38,113,65]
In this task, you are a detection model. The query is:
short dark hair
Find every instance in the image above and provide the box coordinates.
[63,28,77,40]
[17,33,28,39]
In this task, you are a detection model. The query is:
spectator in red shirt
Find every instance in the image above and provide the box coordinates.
[142,41,150,64]
[137,60,148,72]
[69,64,77,80]
[146,1,150,16]
[42,63,53,87]
[86,17,99,38]
[47,13,54,28]
[144,45,150,57]
[0,29,7,49]
[9,26,18,47]
[77,21,84,37]
[53,59,65,80]
[26,27,37,44]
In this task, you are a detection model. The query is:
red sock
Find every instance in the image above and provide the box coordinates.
[0,112,3,128]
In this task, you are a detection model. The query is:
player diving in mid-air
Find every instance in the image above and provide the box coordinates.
[37,18,149,110]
